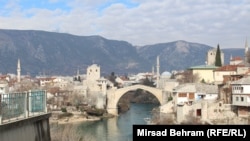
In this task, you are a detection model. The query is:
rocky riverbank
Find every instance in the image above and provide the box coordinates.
[49,110,115,125]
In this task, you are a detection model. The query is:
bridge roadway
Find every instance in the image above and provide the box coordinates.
[106,84,164,115]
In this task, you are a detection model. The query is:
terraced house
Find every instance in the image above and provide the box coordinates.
[231,76,250,117]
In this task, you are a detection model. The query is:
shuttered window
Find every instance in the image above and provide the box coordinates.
[178,93,187,97]
[189,93,195,99]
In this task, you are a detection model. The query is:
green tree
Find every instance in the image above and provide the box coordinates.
[215,44,222,66]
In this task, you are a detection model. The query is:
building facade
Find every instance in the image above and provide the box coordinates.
[231,76,250,117]
[188,65,218,83]
[206,48,224,66]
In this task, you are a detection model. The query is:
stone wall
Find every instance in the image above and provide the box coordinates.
[0,113,51,141]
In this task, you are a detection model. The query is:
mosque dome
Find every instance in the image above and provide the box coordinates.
[161,71,171,78]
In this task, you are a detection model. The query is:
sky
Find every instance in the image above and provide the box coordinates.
[0,0,250,48]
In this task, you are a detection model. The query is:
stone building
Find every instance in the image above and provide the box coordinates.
[206,48,224,66]
[82,64,109,109]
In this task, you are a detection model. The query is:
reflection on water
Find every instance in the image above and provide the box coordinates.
[77,103,159,141]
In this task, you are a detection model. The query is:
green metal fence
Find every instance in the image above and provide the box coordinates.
[1,92,25,121]
[0,90,47,124]
[29,90,46,114]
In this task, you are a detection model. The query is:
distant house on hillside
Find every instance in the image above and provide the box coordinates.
[37,77,56,87]
[230,56,243,65]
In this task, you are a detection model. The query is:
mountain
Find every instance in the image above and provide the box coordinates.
[137,40,213,72]
[0,29,246,76]
[137,41,246,72]
[0,29,148,76]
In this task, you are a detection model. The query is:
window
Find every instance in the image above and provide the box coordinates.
[178,93,187,97]
[188,93,194,99]
[236,97,239,101]
[241,97,244,102]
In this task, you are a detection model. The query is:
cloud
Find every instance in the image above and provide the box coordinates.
[0,0,249,48]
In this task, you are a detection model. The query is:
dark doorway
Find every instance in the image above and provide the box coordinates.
[196,109,202,117]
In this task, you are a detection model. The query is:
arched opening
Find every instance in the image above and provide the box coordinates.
[106,84,164,116]
[117,88,160,114]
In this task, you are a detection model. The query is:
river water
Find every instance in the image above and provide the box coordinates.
[75,103,159,141]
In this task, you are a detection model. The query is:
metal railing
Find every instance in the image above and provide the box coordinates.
[0,90,47,125]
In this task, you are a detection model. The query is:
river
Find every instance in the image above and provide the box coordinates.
[51,103,159,141]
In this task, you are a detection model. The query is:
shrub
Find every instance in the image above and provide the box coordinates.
[168,96,173,101]
[57,112,73,119]
[61,107,67,113]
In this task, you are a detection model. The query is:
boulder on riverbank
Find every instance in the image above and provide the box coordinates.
[86,108,106,116]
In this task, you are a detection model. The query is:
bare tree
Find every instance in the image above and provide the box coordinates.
[50,124,95,141]
[68,92,86,108]
[14,79,40,92]
[177,70,200,84]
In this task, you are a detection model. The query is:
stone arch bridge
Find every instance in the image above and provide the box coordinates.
[106,84,165,115]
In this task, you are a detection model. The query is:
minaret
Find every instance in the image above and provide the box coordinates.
[152,66,155,75]
[77,67,80,76]
[230,54,233,65]
[156,55,160,88]
[17,58,21,83]
[245,38,249,64]
[76,67,80,81]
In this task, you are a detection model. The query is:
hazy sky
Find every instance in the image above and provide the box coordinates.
[0,0,249,48]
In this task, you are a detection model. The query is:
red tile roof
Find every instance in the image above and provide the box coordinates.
[214,65,245,71]
[231,56,242,61]
[38,77,56,81]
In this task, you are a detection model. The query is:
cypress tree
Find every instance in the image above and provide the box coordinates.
[215,44,222,66]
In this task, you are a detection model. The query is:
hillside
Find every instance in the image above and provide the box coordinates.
[0,29,246,76]
[0,29,148,76]
[137,41,245,72]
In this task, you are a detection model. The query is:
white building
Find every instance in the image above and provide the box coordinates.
[172,83,218,105]
[231,76,250,117]
[0,80,9,94]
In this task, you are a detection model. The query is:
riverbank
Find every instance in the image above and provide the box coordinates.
[49,111,115,125]
[50,115,101,125]
[50,103,157,141]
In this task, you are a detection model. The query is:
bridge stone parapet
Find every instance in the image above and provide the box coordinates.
[107,84,164,115]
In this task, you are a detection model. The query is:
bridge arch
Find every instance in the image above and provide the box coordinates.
[106,84,163,115]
